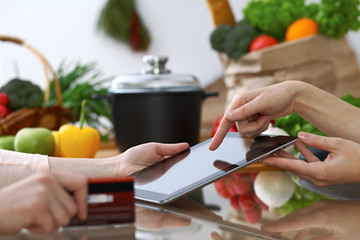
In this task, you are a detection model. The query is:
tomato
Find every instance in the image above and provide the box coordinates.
[0,105,10,118]
[214,178,232,199]
[249,35,279,52]
[238,194,257,212]
[211,115,238,137]
[244,206,262,224]
[0,92,9,106]
[232,177,251,196]
[230,195,241,210]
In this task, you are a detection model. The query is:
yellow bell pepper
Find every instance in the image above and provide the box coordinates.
[57,100,100,158]
[51,131,62,157]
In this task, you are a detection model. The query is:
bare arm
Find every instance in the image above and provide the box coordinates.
[49,156,120,178]
[293,82,360,142]
[0,142,189,187]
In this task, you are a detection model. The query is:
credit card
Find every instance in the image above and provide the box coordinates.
[69,176,135,226]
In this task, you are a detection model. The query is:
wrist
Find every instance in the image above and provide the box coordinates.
[107,155,122,177]
[286,80,314,116]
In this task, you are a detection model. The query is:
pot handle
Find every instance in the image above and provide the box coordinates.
[202,91,219,100]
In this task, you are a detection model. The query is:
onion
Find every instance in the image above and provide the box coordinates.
[254,172,295,211]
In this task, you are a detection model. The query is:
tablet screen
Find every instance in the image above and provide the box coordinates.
[133,132,297,204]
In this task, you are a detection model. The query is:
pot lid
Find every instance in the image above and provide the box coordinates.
[110,55,201,93]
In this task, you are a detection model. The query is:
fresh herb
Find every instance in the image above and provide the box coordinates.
[47,61,113,141]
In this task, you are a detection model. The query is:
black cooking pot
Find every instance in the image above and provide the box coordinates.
[100,56,218,152]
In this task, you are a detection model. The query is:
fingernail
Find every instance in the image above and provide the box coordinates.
[298,131,309,140]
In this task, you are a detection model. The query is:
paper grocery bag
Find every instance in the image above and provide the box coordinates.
[220,35,338,108]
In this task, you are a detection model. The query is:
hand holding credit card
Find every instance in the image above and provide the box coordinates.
[69,177,135,226]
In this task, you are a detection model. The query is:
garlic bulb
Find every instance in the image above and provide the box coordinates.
[254,172,295,211]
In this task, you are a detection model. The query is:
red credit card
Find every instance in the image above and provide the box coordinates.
[69,176,135,226]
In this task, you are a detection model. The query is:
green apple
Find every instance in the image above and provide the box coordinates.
[0,135,15,151]
[14,127,55,155]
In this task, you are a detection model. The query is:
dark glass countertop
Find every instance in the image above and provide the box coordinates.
[1,174,360,240]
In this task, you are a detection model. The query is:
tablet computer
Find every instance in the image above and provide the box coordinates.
[132,132,297,204]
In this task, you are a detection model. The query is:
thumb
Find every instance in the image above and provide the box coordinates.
[297,132,337,152]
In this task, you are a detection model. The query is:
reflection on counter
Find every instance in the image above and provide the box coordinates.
[262,200,360,240]
[0,225,136,240]
[1,197,360,239]
[135,197,287,240]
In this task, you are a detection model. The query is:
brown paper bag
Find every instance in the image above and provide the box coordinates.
[221,35,339,107]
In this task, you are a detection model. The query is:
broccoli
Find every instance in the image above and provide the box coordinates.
[210,24,233,52]
[223,19,260,59]
[0,79,43,111]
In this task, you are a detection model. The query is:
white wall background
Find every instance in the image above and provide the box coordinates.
[1,0,360,90]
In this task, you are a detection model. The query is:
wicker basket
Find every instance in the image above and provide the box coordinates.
[0,35,73,136]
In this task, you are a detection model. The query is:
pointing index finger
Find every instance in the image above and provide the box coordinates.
[209,116,236,151]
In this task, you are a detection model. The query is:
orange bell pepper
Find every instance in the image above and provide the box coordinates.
[57,100,100,158]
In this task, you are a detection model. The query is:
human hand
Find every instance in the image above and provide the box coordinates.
[262,200,360,240]
[209,81,301,151]
[0,171,87,234]
[117,142,189,176]
[261,132,360,186]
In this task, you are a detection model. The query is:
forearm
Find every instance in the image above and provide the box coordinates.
[48,156,121,178]
[0,150,49,188]
[293,81,360,142]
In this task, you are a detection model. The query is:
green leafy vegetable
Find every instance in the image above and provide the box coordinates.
[243,0,318,41]
[48,61,113,141]
[316,0,360,39]
[274,113,326,137]
[243,0,360,40]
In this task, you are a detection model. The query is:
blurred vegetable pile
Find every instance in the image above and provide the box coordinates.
[210,0,360,59]
[47,62,113,140]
